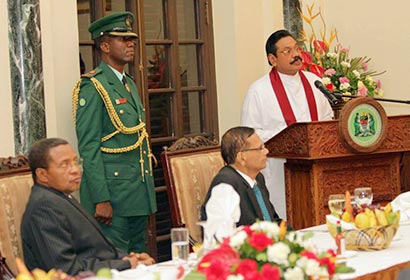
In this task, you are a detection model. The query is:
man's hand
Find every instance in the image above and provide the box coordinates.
[95,201,113,225]
[129,252,155,266]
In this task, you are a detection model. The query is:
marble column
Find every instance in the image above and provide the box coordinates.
[7,0,46,155]
[282,0,302,39]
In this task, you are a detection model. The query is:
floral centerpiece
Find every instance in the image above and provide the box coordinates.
[186,221,354,280]
[299,4,384,98]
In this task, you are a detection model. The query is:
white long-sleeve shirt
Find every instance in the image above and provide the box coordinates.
[241,70,334,218]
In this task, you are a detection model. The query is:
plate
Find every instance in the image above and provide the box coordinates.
[340,250,357,259]
[400,219,410,226]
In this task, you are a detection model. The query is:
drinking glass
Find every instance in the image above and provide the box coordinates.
[328,194,345,216]
[171,228,189,264]
[354,187,373,207]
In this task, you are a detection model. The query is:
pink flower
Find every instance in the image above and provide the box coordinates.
[361,61,368,72]
[339,77,350,84]
[324,68,336,76]
[376,79,382,90]
[249,232,273,251]
[358,85,368,96]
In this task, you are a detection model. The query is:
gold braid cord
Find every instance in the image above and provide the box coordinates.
[72,77,155,180]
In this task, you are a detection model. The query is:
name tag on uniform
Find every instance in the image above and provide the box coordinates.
[115,98,127,105]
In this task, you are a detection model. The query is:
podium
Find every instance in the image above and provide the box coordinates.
[265,114,410,230]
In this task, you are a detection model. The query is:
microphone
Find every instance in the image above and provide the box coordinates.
[314,80,339,106]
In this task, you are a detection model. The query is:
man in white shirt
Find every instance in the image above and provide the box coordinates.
[201,126,283,227]
[241,30,334,219]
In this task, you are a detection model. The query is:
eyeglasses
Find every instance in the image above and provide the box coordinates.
[278,45,302,56]
[54,158,83,171]
[241,144,266,152]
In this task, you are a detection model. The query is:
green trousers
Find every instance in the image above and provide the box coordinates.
[100,215,149,253]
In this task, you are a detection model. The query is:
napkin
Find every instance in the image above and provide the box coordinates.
[203,183,241,249]
[326,215,357,230]
[391,191,410,223]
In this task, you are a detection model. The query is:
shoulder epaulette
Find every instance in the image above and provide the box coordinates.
[81,68,102,78]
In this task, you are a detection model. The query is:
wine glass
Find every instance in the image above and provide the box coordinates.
[354,187,373,207]
[328,194,345,216]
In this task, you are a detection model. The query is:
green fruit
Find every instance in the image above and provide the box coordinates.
[387,212,398,225]
[96,268,112,279]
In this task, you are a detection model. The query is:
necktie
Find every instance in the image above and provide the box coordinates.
[253,184,271,221]
[122,75,131,93]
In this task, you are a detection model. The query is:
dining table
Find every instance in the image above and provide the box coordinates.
[112,221,410,280]
[301,222,410,280]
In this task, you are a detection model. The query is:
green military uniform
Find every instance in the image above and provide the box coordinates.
[72,12,157,253]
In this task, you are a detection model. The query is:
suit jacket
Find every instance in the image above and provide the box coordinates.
[201,165,282,226]
[21,184,131,275]
[74,61,156,216]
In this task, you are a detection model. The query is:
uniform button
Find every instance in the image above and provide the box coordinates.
[114,172,119,176]
[119,109,124,114]
[143,150,147,154]
[145,170,149,174]
[143,108,146,112]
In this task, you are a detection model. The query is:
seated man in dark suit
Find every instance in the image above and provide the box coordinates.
[21,138,154,275]
[201,126,284,226]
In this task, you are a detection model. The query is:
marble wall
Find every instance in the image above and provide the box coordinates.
[7,0,46,155]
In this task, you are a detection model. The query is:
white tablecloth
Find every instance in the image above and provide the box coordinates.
[303,222,410,279]
[113,222,410,280]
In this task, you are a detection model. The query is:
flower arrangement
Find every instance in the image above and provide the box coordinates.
[186,221,354,280]
[299,4,384,98]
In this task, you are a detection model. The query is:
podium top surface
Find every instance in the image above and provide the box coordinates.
[265,115,410,159]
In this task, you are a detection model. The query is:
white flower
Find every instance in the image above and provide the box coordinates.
[366,75,373,82]
[284,267,304,280]
[326,52,337,59]
[341,61,351,68]
[340,82,350,90]
[250,221,279,238]
[376,89,384,97]
[267,242,290,265]
[322,77,331,85]
[353,70,360,78]
[227,275,244,280]
[297,257,321,277]
[229,230,248,249]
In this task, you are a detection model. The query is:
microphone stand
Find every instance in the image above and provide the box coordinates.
[333,93,410,105]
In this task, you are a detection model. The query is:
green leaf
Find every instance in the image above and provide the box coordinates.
[184,270,206,280]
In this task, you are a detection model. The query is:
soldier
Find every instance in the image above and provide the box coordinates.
[72,12,156,254]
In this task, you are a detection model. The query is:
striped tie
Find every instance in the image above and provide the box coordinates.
[253,184,271,221]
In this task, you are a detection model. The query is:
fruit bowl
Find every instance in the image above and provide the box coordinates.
[326,215,399,250]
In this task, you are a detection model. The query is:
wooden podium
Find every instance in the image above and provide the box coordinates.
[265,115,410,230]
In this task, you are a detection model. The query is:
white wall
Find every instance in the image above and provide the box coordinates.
[213,0,284,137]
[0,1,14,156]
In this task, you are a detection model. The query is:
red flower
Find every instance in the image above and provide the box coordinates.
[319,257,336,275]
[236,259,259,280]
[313,40,328,54]
[301,50,313,64]
[249,232,273,251]
[261,264,281,280]
[301,250,319,261]
[326,83,336,91]
[309,64,324,78]
[242,225,254,235]
[197,243,240,279]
